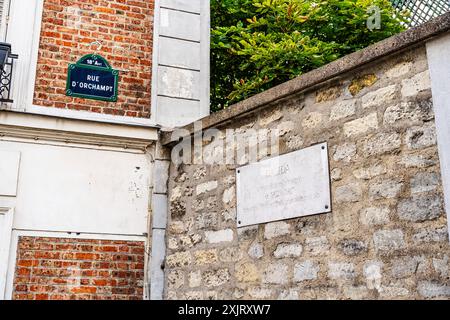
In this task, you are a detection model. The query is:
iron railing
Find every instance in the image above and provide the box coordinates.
[0,53,18,103]
[391,0,450,27]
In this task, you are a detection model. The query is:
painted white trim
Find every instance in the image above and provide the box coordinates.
[0,109,158,150]
[426,34,450,241]
[199,0,210,119]
[0,0,11,41]
[4,229,146,300]
[0,207,14,300]
[26,105,159,128]
[150,0,161,125]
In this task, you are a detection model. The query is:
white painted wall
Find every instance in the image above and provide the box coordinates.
[427,33,450,240]
[0,141,151,235]
[152,0,210,128]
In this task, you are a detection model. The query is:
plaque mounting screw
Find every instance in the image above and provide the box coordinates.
[238,221,242,225]
[321,146,326,150]
[325,205,329,210]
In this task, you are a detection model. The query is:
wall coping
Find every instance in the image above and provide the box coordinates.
[161,12,450,146]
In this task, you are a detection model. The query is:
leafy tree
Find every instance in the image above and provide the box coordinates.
[211,0,407,111]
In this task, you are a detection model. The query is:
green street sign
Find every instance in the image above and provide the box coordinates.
[66,54,119,102]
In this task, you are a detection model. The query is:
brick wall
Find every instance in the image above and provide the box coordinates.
[164,46,450,300]
[13,237,145,300]
[33,0,154,118]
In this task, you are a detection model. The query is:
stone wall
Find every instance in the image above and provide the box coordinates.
[34,0,153,117]
[163,45,450,300]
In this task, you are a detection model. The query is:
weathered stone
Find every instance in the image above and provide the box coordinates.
[405,123,437,150]
[364,261,383,290]
[273,243,303,258]
[196,180,218,195]
[410,172,440,194]
[331,168,343,181]
[360,207,390,226]
[193,167,207,180]
[383,100,433,125]
[183,291,203,300]
[305,236,330,256]
[169,221,186,234]
[238,225,258,240]
[330,100,357,121]
[380,286,409,298]
[302,112,323,129]
[400,154,437,168]
[335,183,362,203]
[432,255,449,277]
[401,70,431,97]
[328,262,356,280]
[333,143,357,163]
[263,263,289,284]
[168,237,178,250]
[170,186,183,202]
[170,201,186,219]
[235,263,260,283]
[278,121,295,136]
[166,252,192,268]
[373,230,405,252]
[362,132,401,156]
[316,86,341,102]
[294,261,319,282]
[194,249,218,265]
[259,109,283,126]
[222,208,236,222]
[195,212,218,230]
[219,247,243,263]
[369,179,403,200]
[203,269,230,287]
[391,256,427,279]
[344,113,378,137]
[247,287,274,299]
[362,85,397,109]
[189,271,202,288]
[349,74,378,96]
[339,239,367,256]
[413,227,448,244]
[264,221,290,240]
[205,229,234,244]
[418,281,450,298]
[192,199,205,212]
[286,135,304,150]
[385,61,412,78]
[397,194,443,222]
[278,289,299,300]
[248,241,264,260]
[168,270,184,289]
[223,186,236,205]
[353,163,386,180]
[205,291,218,300]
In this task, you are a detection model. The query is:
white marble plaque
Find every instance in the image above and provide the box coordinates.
[236,143,331,227]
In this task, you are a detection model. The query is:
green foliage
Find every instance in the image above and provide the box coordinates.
[211,0,407,111]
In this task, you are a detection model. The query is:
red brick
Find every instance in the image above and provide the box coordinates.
[13,237,145,301]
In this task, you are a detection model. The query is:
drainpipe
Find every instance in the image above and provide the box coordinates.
[143,147,154,300]
[148,140,170,300]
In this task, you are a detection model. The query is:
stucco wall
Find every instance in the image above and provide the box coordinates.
[163,44,450,300]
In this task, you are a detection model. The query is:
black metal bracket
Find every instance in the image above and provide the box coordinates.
[0,53,18,103]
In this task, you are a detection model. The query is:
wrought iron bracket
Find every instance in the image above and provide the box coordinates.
[0,53,18,103]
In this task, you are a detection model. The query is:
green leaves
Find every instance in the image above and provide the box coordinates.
[210,0,406,111]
